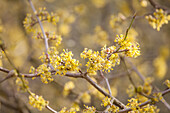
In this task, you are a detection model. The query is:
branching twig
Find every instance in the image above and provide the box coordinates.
[124,57,170,110]
[28,0,49,52]
[118,88,170,113]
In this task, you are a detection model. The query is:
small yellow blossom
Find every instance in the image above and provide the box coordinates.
[164,80,170,88]
[101,96,112,107]
[29,93,49,111]
[81,92,91,104]
[83,105,96,113]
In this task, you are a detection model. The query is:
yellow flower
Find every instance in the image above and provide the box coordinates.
[29,93,49,111]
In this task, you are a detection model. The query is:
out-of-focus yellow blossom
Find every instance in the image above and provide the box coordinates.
[153,46,169,79]
[153,56,167,79]
[128,28,138,42]
[164,80,170,88]
[15,75,29,92]
[126,84,136,97]
[63,81,75,96]
[59,24,71,36]
[143,77,153,95]
[55,9,76,36]
[136,94,148,103]
[81,92,91,103]
[140,0,148,7]
[111,87,117,97]
[74,4,86,15]
[94,26,110,46]
[110,13,126,33]
[145,9,170,31]
[80,26,110,48]
[72,102,80,111]
[83,105,96,113]
[29,93,49,111]
[91,0,106,8]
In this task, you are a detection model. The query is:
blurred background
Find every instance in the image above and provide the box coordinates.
[0,0,169,113]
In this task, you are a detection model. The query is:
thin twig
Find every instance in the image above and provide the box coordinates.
[118,88,170,113]
[121,57,136,88]
[46,105,58,113]
[28,0,49,52]
[83,73,126,109]
[124,58,170,110]
[99,70,112,95]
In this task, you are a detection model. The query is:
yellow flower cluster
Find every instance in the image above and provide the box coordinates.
[29,93,49,111]
[81,46,119,75]
[81,33,140,75]
[127,98,141,111]
[23,7,59,32]
[101,96,111,107]
[30,47,80,83]
[15,75,29,92]
[59,107,79,113]
[164,80,170,88]
[126,98,159,113]
[54,49,80,76]
[145,9,170,31]
[29,64,53,84]
[83,105,96,113]
[108,105,119,113]
[114,34,140,58]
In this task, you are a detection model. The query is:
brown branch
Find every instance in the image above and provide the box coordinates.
[124,58,170,110]
[118,88,170,113]
[0,67,126,109]
[121,57,136,88]
[82,73,126,109]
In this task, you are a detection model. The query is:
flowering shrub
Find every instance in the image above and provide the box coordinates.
[0,0,169,113]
